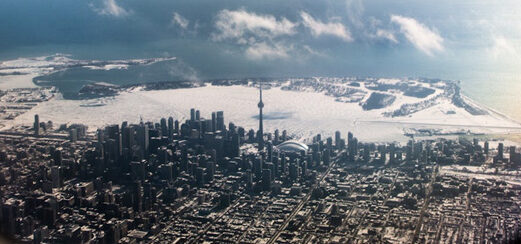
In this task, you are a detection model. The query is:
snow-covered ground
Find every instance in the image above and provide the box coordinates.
[0,74,39,89]
[1,54,520,144]
[441,165,521,186]
[8,84,521,144]
[0,54,176,89]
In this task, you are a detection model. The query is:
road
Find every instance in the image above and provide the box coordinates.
[411,165,438,244]
[266,149,346,244]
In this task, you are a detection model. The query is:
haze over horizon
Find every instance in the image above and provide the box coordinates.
[0,0,520,77]
[1,0,521,120]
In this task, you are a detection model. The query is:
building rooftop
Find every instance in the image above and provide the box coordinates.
[276,140,308,152]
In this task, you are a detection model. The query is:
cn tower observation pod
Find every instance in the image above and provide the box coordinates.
[276,140,309,153]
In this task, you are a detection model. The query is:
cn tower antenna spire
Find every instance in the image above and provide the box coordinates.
[260,84,263,101]
[257,83,264,150]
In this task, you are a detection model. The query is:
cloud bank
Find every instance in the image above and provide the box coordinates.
[391,15,444,56]
[300,12,352,42]
[212,9,299,60]
[172,12,189,29]
[213,9,297,42]
[489,35,519,60]
[375,29,398,43]
[92,0,130,17]
[245,42,291,60]
[87,1,450,61]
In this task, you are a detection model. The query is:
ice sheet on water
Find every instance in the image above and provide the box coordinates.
[9,85,521,144]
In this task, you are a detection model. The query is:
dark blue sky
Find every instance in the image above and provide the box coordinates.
[0,0,520,80]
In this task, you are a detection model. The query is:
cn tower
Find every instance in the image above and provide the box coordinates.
[258,85,264,150]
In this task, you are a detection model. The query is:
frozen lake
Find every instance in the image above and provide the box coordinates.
[9,84,521,144]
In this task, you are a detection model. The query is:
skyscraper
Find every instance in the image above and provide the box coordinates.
[258,85,264,150]
[105,125,122,159]
[174,120,179,134]
[168,117,174,140]
[136,124,149,158]
[160,118,167,137]
[335,131,341,148]
[211,112,216,132]
[216,111,224,132]
[498,142,504,160]
[190,108,196,121]
[34,114,40,136]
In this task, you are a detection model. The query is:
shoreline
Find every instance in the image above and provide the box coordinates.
[1,54,520,144]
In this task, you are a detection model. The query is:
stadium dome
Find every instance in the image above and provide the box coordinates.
[276,140,309,152]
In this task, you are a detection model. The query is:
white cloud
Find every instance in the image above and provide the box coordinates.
[489,35,519,60]
[376,29,398,43]
[172,12,189,29]
[245,42,291,60]
[345,0,365,29]
[211,9,340,60]
[302,45,327,58]
[213,9,297,41]
[167,59,199,81]
[300,12,352,42]
[92,0,129,17]
[212,9,299,60]
[391,15,444,56]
